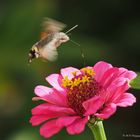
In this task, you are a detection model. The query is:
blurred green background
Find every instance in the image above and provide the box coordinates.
[0,0,140,140]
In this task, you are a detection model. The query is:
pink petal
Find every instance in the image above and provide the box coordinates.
[115,93,136,107]
[34,86,67,106]
[32,97,42,101]
[108,77,128,88]
[30,115,49,126]
[118,68,137,81]
[34,85,52,97]
[100,67,137,89]
[61,67,81,80]
[30,111,77,126]
[40,119,62,138]
[32,103,76,116]
[104,82,129,103]
[100,68,120,88]
[83,96,104,116]
[93,61,112,82]
[46,74,64,91]
[95,103,117,119]
[56,116,80,127]
[66,116,88,134]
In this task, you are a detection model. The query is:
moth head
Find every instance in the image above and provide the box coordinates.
[55,32,69,43]
[28,46,39,63]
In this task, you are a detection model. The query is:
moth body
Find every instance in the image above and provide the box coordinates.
[28,18,76,63]
[28,32,69,63]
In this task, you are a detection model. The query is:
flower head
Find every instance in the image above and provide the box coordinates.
[30,61,137,138]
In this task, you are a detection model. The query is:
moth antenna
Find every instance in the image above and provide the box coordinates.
[65,25,78,34]
[69,39,86,67]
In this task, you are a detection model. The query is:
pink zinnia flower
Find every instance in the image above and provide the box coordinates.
[30,61,137,138]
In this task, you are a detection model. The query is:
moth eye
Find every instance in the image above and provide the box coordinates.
[60,35,66,39]
[61,35,69,41]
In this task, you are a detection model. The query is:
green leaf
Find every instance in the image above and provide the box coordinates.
[130,72,140,90]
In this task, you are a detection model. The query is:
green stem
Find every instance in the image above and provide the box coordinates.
[88,121,107,140]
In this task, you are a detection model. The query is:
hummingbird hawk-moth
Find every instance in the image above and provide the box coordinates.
[28,18,78,63]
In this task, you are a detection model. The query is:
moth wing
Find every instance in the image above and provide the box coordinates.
[40,32,48,40]
[42,18,66,34]
[41,44,58,61]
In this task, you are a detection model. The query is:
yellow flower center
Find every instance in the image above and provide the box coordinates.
[61,68,101,116]
[62,68,95,90]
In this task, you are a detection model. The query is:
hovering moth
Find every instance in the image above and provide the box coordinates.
[28,18,78,63]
